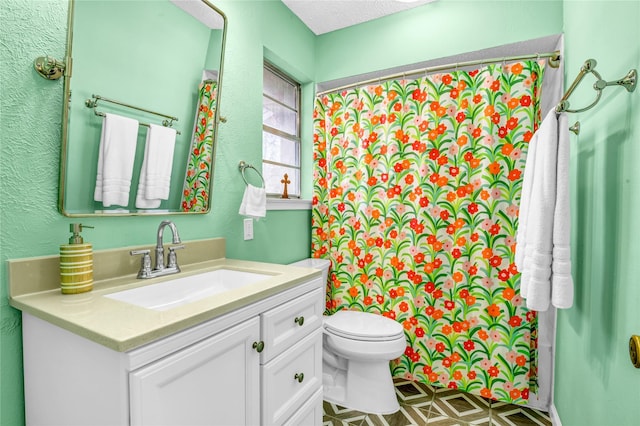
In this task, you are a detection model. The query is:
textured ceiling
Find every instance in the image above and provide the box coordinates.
[170,0,225,29]
[281,0,437,35]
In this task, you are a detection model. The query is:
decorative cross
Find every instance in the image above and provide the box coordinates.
[280,173,290,199]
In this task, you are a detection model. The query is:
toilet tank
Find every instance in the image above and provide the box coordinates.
[289,258,330,285]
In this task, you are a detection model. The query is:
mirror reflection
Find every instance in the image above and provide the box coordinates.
[60,0,226,216]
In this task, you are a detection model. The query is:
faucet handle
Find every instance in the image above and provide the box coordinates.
[130,249,152,279]
[167,245,184,269]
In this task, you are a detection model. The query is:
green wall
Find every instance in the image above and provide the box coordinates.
[554,1,640,425]
[0,0,314,424]
[316,0,563,82]
[2,0,638,425]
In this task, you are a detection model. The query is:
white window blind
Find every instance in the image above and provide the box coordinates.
[262,62,301,197]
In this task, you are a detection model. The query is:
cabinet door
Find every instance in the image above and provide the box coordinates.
[130,317,260,426]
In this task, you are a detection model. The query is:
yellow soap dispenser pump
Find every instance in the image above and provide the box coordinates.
[59,223,94,294]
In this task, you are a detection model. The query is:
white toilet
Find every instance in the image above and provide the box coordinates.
[289,258,406,415]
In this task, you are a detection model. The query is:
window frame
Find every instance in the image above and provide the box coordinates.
[262,61,302,198]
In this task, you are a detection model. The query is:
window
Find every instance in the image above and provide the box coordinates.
[262,62,301,198]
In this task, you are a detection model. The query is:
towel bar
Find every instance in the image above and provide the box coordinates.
[238,161,265,188]
[85,94,181,135]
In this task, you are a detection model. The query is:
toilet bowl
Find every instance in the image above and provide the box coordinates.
[322,310,406,414]
[288,258,406,414]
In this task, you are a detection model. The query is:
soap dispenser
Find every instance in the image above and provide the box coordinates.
[59,223,94,294]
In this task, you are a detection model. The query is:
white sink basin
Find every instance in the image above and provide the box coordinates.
[105,268,272,311]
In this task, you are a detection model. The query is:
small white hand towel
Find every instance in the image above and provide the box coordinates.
[239,184,266,218]
[135,124,177,209]
[94,113,139,207]
[517,109,559,311]
[551,112,574,309]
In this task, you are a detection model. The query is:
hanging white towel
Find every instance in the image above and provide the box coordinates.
[94,113,139,207]
[239,184,266,218]
[516,110,574,311]
[135,124,177,209]
[551,112,573,308]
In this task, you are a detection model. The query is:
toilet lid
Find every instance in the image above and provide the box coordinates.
[324,311,404,341]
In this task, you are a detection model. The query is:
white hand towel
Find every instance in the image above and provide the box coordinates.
[551,112,574,309]
[517,109,558,311]
[135,124,177,209]
[239,184,266,218]
[94,113,139,207]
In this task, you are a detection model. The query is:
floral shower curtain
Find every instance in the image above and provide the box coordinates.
[312,61,545,404]
[182,80,218,212]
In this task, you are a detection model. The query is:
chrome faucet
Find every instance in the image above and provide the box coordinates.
[155,220,181,272]
[130,220,185,279]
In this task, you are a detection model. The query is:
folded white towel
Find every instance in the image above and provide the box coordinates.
[135,124,177,209]
[239,184,266,218]
[516,110,574,311]
[94,113,139,207]
[551,112,573,308]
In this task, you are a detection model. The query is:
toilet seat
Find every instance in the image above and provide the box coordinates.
[324,311,404,342]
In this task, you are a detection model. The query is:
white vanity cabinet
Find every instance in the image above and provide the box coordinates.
[129,318,261,426]
[22,276,323,426]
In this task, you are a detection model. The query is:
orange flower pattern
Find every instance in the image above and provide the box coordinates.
[181,81,217,212]
[312,62,544,404]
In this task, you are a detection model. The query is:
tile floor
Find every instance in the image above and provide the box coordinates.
[322,379,552,426]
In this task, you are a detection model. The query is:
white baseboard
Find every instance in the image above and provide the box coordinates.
[549,404,562,426]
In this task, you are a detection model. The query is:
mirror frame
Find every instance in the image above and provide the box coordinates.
[58,0,227,217]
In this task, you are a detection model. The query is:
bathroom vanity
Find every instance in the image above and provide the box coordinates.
[8,238,324,426]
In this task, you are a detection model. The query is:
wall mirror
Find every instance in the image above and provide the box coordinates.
[59,0,226,216]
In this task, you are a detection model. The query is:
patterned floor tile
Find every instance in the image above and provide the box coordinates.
[430,389,491,424]
[425,415,470,426]
[323,401,368,425]
[490,403,551,426]
[323,417,363,426]
[322,381,551,426]
[361,404,431,426]
[394,378,436,408]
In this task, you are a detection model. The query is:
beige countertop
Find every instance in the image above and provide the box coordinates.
[8,239,320,352]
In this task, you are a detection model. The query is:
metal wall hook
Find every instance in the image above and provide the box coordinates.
[569,121,580,135]
[34,56,66,80]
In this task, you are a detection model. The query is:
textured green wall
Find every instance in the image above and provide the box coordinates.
[316,0,563,82]
[554,1,640,425]
[5,0,637,425]
[0,0,314,424]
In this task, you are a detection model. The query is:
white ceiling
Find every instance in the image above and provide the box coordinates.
[281,0,438,35]
[170,0,225,29]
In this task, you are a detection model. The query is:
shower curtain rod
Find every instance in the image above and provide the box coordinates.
[317,50,561,96]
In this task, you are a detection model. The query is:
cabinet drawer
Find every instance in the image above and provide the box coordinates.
[261,287,323,362]
[282,388,323,426]
[262,328,322,426]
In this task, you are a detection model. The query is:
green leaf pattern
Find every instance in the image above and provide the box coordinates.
[181,81,217,212]
[312,62,544,404]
